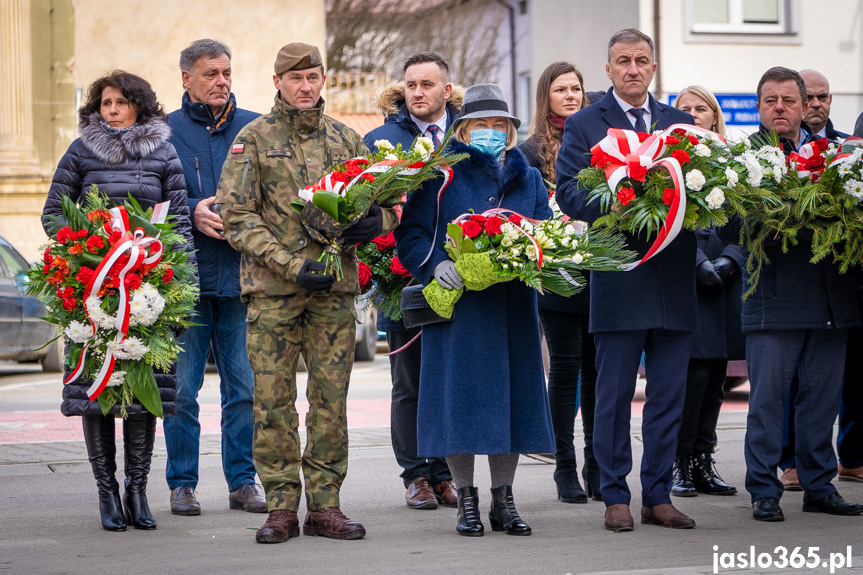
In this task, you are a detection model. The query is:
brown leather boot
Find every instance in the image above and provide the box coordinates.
[641,503,696,529]
[432,479,458,508]
[406,477,438,509]
[303,507,366,540]
[255,510,299,544]
[604,504,634,531]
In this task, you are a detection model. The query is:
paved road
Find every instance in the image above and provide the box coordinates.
[1,358,861,575]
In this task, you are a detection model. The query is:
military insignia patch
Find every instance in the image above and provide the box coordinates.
[231,143,245,154]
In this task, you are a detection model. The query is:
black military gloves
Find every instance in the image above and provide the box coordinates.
[711,256,739,282]
[434,260,464,290]
[296,259,335,291]
[695,259,723,290]
[342,204,384,244]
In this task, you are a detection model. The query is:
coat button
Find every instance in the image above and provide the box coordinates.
[108,174,114,178]
[488,196,495,203]
[827,321,832,326]
[299,239,305,245]
[306,158,312,163]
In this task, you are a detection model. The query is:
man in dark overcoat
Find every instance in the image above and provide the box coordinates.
[555,28,696,532]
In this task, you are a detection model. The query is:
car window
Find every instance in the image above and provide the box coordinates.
[0,244,29,277]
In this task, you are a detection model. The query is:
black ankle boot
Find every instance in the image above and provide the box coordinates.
[553,460,588,503]
[456,486,484,536]
[123,412,157,530]
[671,455,698,497]
[82,414,126,531]
[488,486,531,535]
[692,452,738,495]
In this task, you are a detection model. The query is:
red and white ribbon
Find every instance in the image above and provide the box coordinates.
[65,203,169,400]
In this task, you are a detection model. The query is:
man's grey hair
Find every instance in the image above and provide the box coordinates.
[607,28,655,62]
[179,39,231,72]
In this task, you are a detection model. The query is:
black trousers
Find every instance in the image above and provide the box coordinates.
[387,329,450,487]
[676,357,727,456]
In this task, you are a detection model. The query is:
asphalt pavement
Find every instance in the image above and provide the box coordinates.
[1,357,862,575]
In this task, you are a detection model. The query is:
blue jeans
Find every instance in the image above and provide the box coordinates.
[164,296,256,491]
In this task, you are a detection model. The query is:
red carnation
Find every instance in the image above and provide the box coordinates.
[461,220,483,239]
[85,235,105,253]
[76,229,89,239]
[688,135,699,145]
[389,256,411,278]
[671,150,691,163]
[43,247,52,263]
[62,297,78,311]
[76,266,95,285]
[42,263,52,274]
[508,213,523,226]
[484,217,504,236]
[665,135,680,146]
[63,286,74,298]
[361,173,376,182]
[629,164,648,182]
[57,226,73,244]
[637,132,650,142]
[357,261,372,288]
[344,158,370,177]
[372,232,397,251]
[617,187,636,206]
[124,274,142,291]
[469,214,487,224]
[108,230,123,244]
[163,268,174,283]
[662,188,675,206]
[591,150,610,167]
[330,171,350,183]
[673,128,687,136]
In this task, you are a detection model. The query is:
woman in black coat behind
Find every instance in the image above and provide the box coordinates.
[42,70,195,532]
[519,62,602,503]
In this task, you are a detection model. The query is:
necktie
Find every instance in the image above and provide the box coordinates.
[629,108,647,133]
[427,125,441,149]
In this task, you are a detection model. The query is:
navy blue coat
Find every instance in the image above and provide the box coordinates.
[395,141,555,457]
[691,229,745,360]
[168,93,259,298]
[555,89,697,333]
[365,102,459,332]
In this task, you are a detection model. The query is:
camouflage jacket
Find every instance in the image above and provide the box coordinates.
[216,94,396,300]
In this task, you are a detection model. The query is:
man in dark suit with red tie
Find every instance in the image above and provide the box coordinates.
[555,28,696,532]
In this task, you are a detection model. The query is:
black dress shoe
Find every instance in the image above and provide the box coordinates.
[802,492,863,516]
[671,455,698,497]
[692,453,737,496]
[752,497,784,522]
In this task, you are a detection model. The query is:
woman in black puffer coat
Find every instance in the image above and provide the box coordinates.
[42,70,195,532]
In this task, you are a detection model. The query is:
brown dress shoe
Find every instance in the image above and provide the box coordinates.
[170,485,201,516]
[604,504,634,532]
[406,477,438,509]
[838,464,863,483]
[641,503,695,529]
[229,483,268,513]
[256,509,299,544]
[303,507,366,540]
[780,467,803,491]
[432,479,458,508]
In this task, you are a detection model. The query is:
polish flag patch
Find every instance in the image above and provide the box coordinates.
[231,143,245,154]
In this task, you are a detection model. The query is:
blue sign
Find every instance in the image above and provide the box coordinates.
[669,93,760,126]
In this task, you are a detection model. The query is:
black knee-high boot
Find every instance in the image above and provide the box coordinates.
[82,414,126,531]
[123,412,157,530]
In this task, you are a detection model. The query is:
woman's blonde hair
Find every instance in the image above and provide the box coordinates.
[454,117,519,151]
[674,85,726,137]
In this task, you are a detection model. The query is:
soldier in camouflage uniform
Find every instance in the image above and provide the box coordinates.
[215,42,397,544]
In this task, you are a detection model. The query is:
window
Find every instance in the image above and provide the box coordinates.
[518,0,527,15]
[690,0,791,35]
[0,244,29,278]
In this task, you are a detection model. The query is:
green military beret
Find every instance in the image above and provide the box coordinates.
[274,42,324,75]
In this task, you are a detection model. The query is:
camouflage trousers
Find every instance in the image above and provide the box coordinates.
[245,291,356,512]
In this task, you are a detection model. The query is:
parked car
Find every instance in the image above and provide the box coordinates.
[0,236,64,371]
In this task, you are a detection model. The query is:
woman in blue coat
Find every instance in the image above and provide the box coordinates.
[396,84,554,537]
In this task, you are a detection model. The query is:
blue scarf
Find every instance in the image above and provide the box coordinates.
[99,118,138,135]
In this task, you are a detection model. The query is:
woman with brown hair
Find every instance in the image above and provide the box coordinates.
[519,62,602,504]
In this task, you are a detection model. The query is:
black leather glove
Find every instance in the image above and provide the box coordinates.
[711,256,739,282]
[341,204,384,244]
[695,259,723,290]
[295,259,335,291]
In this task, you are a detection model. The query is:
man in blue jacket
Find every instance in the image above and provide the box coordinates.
[163,39,264,516]
[555,28,696,532]
[363,52,459,510]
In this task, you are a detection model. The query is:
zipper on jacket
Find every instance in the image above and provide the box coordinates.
[240,155,252,203]
[195,157,203,196]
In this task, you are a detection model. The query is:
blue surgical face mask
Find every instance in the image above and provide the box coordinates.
[469,128,507,159]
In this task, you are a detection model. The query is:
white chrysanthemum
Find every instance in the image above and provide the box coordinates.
[412,137,434,161]
[705,187,726,209]
[694,144,711,157]
[64,320,93,344]
[374,139,395,151]
[384,153,399,161]
[717,155,728,163]
[844,179,863,201]
[560,236,571,247]
[86,296,115,330]
[746,165,764,187]
[685,169,706,191]
[572,253,584,264]
[108,337,150,361]
[725,167,739,187]
[107,371,126,387]
[526,245,538,261]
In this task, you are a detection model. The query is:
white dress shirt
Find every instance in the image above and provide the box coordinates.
[612,90,652,132]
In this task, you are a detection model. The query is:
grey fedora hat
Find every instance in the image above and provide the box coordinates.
[453,83,521,129]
